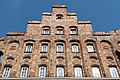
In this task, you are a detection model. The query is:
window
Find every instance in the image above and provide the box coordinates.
[87,43,94,53]
[57,29,64,35]
[41,44,48,52]
[74,67,82,77]
[72,44,79,53]
[56,67,64,77]
[116,50,120,60]
[43,29,49,35]
[70,29,77,34]
[0,56,1,61]
[2,67,11,78]
[0,51,3,61]
[109,67,119,77]
[20,67,28,77]
[57,44,63,52]
[92,67,101,77]
[24,44,33,53]
[39,66,46,77]
[56,14,63,19]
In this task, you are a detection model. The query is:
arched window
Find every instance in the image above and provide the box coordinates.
[42,26,50,35]
[56,44,64,53]
[41,44,48,53]
[92,66,101,77]
[109,66,119,77]
[0,51,3,61]
[56,14,63,19]
[2,65,12,78]
[56,66,64,77]
[74,67,82,77]
[69,26,78,35]
[56,26,64,35]
[20,65,29,77]
[39,66,47,77]
[87,42,95,53]
[72,44,79,53]
[24,43,33,53]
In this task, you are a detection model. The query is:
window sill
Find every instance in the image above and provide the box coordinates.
[88,51,95,53]
[24,52,32,53]
[70,34,78,35]
[56,52,64,53]
[55,34,64,35]
[40,52,48,53]
[72,52,79,53]
[42,34,50,35]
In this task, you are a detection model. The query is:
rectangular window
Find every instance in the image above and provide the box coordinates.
[70,29,77,34]
[39,66,46,77]
[20,67,28,77]
[92,67,101,77]
[57,67,64,77]
[57,29,64,35]
[25,44,33,53]
[74,67,82,77]
[2,67,11,78]
[87,44,94,53]
[57,44,63,52]
[43,29,49,35]
[41,44,48,52]
[109,67,119,77]
[72,44,79,53]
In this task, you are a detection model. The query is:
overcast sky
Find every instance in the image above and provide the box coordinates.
[0,0,120,37]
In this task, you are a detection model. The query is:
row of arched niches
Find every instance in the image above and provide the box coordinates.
[1,39,120,68]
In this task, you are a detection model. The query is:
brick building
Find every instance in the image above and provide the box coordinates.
[0,4,120,80]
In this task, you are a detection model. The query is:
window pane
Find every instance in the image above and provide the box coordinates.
[57,29,63,34]
[57,44,63,52]
[41,44,48,52]
[72,44,79,53]
[0,55,2,61]
[70,29,77,34]
[2,67,11,78]
[92,67,101,77]
[74,67,82,77]
[39,66,46,77]
[87,44,94,52]
[57,67,64,77]
[25,44,33,53]
[109,67,119,77]
[20,67,28,77]
[43,29,49,34]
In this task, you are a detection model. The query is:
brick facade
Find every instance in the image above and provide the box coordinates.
[0,5,120,79]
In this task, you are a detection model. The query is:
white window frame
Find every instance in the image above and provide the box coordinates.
[92,67,101,77]
[2,67,11,78]
[25,44,33,53]
[72,44,79,53]
[57,44,63,52]
[57,67,64,77]
[87,43,94,53]
[70,29,77,34]
[57,29,64,35]
[109,67,119,77]
[74,67,82,77]
[20,67,28,77]
[39,66,46,77]
[41,44,48,52]
[43,29,49,35]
